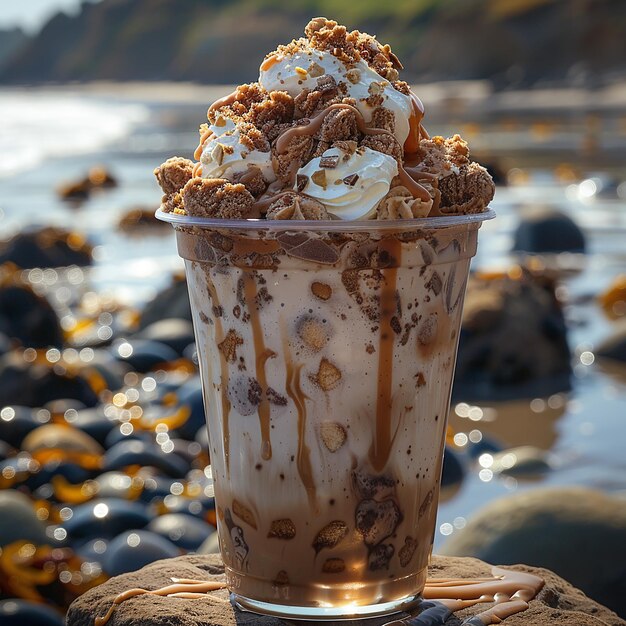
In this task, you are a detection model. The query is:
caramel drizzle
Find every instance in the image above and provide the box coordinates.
[281,327,317,510]
[369,237,401,472]
[192,161,203,178]
[242,272,273,460]
[94,567,542,626]
[194,127,214,161]
[94,579,227,626]
[206,275,231,475]
[274,103,432,202]
[208,90,239,117]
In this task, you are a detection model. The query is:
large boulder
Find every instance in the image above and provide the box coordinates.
[454,269,571,401]
[512,206,586,254]
[139,276,191,330]
[440,487,626,618]
[66,553,625,626]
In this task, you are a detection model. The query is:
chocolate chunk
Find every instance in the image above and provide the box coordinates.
[355,499,402,546]
[311,281,332,300]
[320,421,347,452]
[312,520,349,553]
[426,271,443,296]
[342,173,359,186]
[352,470,396,500]
[319,154,340,169]
[368,543,395,571]
[415,372,426,387]
[310,358,342,391]
[322,558,346,573]
[419,489,434,519]
[268,519,296,539]
[399,536,418,567]
[266,387,288,406]
[232,499,257,529]
[418,313,438,346]
[296,174,309,192]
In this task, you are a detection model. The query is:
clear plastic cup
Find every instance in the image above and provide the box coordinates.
[158,209,495,620]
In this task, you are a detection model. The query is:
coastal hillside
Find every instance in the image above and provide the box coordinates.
[1,0,625,85]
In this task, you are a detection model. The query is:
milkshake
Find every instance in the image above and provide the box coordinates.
[156,17,495,620]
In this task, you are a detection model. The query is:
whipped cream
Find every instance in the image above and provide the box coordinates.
[199,116,276,183]
[296,146,398,219]
[259,48,412,145]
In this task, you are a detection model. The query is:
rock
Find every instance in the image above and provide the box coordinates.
[466,433,504,459]
[0,406,41,447]
[102,530,180,576]
[58,167,118,201]
[66,553,626,626]
[104,439,190,477]
[0,354,99,408]
[71,407,116,445]
[0,283,63,347]
[172,377,206,441]
[0,490,48,547]
[513,206,586,254]
[0,599,65,626]
[597,321,626,364]
[0,227,92,268]
[441,446,464,488]
[147,513,215,551]
[139,276,191,330]
[488,445,551,478]
[454,270,571,401]
[440,487,626,618]
[26,459,93,491]
[134,319,195,357]
[118,207,169,234]
[22,423,104,456]
[111,339,180,373]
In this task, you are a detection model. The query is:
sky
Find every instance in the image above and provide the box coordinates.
[0,0,100,33]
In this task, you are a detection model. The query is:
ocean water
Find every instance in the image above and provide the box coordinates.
[0,87,625,549]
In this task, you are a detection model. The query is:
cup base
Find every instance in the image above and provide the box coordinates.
[232,592,422,621]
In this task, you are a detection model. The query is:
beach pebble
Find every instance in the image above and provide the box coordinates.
[134,319,195,357]
[147,513,214,550]
[22,424,104,456]
[70,407,116,445]
[0,284,63,347]
[173,377,206,440]
[441,446,464,487]
[26,460,93,492]
[597,321,626,364]
[102,530,179,576]
[0,406,41,447]
[0,489,48,547]
[63,498,150,541]
[440,486,626,618]
[0,599,65,626]
[466,433,504,459]
[95,472,140,498]
[139,277,192,330]
[104,426,153,449]
[0,227,92,269]
[75,537,109,562]
[513,206,586,254]
[111,339,179,373]
[0,439,15,461]
[104,439,190,477]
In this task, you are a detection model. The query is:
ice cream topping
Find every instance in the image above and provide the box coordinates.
[155,17,495,221]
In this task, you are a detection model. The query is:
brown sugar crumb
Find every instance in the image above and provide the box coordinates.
[218,329,244,363]
[208,83,267,125]
[154,157,195,212]
[273,133,315,183]
[268,518,296,540]
[418,134,471,176]
[392,80,411,95]
[360,133,403,163]
[237,122,270,153]
[181,177,256,219]
[230,166,267,197]
[310,358,342,391]
[311,281,332,300]
[297,315,328,351]
[248,91,295,141]
[312,520,349,552]
[322,558,346,573]
[316,106,359,150]
[266,193,330,220]
[304,18,359,65]
[232,499,257,529]
[319,421,347,452]
[437,161,495,215]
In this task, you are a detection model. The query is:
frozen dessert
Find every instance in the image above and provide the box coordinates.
[155,17,494,222]
[156,17,494,619]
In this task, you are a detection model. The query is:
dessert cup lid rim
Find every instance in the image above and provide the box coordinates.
[156,208,496,231]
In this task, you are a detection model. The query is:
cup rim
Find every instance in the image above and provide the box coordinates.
[156,208,496,232]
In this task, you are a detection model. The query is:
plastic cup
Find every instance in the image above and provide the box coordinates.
[158,209,494,620]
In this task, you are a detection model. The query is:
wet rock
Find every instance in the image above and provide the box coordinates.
[0,355,99,408]
[0,283,63,347]
[134,319,195,357]
[148,513,215,551]
[488,445,551,477]
[70,407,116,445]
[139,276,191,330]
[58,166,117,201]
[63,498,150,540]
[102,530,179,576]
[22,423,104,456]
[513,206,586,254]
[111,339,180,373]
[195,425,209,449]
[0,489,48,546]
[95,472,140,499]
[0,599,65,626]
[118,207,169,235]
[441,446,464,488]
[440,487,626,618]
[0,406,42,447]
[466,433,504,460]
[104,439,189,477]
[26,460,93,491]
[597,321,626,364]
[454,270,571,401]
[104,426,153,449]
[0,439,15,461]
[173,377,206,441]
[76,537,109,562]
[0,227,92,268]
[67,553,626,626]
